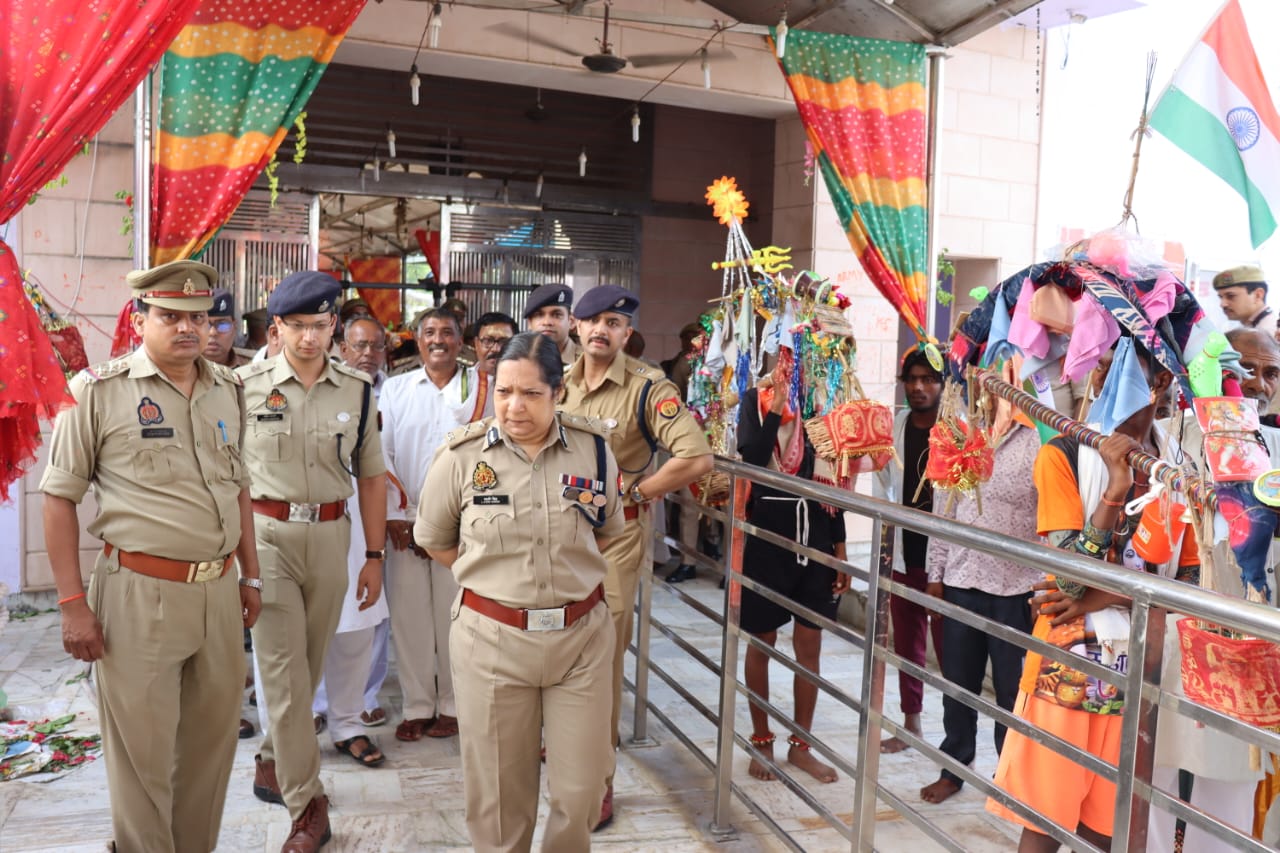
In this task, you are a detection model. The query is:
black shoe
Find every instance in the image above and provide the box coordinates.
[665,564,695,583]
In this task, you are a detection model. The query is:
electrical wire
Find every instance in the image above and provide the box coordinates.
[71,135,100,321]
[633,21,741,107]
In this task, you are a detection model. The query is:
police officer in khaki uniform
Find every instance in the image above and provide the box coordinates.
[237,272,387,853]
[41,260,262,853]
[559,285,713,827]
[416,331,623,852]
[525,283,580,369]
[205,287,254,368]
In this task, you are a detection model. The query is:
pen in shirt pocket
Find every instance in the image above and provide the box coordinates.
[217,419,229,444]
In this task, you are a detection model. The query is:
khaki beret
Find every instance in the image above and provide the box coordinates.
[126,260,218,311]
[1213,264,1267,290]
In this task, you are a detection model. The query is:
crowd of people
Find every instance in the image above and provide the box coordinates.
[40,255,1280,853]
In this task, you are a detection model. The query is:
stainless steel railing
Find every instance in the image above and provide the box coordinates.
[626,454,1280,852]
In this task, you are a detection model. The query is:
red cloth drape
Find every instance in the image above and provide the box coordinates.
[0,0,203,500]
[350,257,403,327]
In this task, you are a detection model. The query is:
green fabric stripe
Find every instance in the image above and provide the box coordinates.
[158,52,326,137]
[776,27,925,88]
[851,201,928,274]
[1151,87,1277,242]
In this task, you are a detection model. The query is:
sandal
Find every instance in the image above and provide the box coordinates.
[395,716,435,742]
[335,735,385,767]
[425,714,458,738]
[361,707,387,728]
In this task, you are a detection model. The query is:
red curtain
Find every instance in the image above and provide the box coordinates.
[0,0,203,500]
[349,257,403,328]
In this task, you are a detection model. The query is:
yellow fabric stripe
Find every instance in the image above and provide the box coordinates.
[839,175,927,208]
[155,129,287,172]
[787,75,925,115]
[166,22,339,63]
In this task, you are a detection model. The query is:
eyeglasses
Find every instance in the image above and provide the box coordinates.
[347,341,387,353]
[211,319,235,333]
[283,320,332,335]
[478,336,512,349]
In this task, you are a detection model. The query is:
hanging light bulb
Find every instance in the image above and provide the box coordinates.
[409,65,421,106]
[535,171,544,199]
[701,47,711,89]
[630,105,641,143]
[386,125,397,159]
[775,14,789,59]
[578,146,587,178]
[373,156,380,182]
[429,2,443,49]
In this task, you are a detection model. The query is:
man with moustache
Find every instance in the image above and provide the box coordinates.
[379,308,488,743]
[560,285,713,828]
[874,349,945,754]
[524,283,579,369]
[1226,327,1280,411]
[238,272,387,853]
[41,260,262,853]
[473,310,518,377]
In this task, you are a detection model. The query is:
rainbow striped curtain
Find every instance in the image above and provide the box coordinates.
[150,0,367,265]
[776,29,930,342]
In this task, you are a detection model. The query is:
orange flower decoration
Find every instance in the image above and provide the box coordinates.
[705,176,749,225]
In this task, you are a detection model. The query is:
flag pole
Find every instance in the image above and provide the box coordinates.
[1120,52,1158,228]
[1147,0,1234,111]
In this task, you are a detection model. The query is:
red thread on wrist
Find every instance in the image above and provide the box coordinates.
[1100,496,1125,508]
[58,592,86,606]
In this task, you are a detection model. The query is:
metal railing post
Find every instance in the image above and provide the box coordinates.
[710,471,741,840]
[852,518,893,852]
[630,539,657,747]
[1118,600,1165,852]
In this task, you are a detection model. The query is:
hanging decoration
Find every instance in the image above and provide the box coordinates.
[0,0,204,502]
[151,0,368,265]
[773,27,933,354]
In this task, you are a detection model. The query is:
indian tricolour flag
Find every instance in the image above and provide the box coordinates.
[1149,0,1280,248]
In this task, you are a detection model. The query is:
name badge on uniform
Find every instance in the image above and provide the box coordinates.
[473,494,510,506]
[256,413,284,422]
[141,427,175,439]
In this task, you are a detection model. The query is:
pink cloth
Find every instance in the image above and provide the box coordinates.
[1138,271,1178,324]
[1006,277,1050,359]
[1061,296,1121,382]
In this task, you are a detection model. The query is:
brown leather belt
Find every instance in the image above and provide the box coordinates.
[252,499,346,523]
[462,584,605,632]
[624,505,640,521]
[103,544,232,583]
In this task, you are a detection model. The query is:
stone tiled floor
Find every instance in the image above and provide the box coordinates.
[0,569,1021,852]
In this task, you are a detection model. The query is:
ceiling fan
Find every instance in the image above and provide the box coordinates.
[492,3,730,74]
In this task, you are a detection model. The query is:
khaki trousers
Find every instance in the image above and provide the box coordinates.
[676,485,700,558]
[251,514,350,819]
[90,551,244,853]
[451,600,614,852]
[386,549,457,719]
[601,509,652,775]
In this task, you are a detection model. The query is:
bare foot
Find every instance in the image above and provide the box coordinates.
[788,743,838,783]
[748,741,776,781]
[920,776,961,803]
[879,736,911,754]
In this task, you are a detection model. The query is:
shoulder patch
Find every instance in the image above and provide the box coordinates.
[80,355,131,384]
[558,412,609,437]
[446,420,489,449]
[656,395,681,419]
[332,361,374,384]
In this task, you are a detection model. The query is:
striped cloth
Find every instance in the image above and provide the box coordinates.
[151,0,367,265]
[775,28,930,342]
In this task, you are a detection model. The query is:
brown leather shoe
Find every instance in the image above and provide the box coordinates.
[253,754,284,806]
[282,795,331,853]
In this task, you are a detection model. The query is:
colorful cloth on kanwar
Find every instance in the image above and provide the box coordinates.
[774,28,929,343]
[150,0,368,265]
[1,0,203,501]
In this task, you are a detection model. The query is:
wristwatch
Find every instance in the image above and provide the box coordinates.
[365,549,387,561]
[629,483,650,504]
[239,577,263,591]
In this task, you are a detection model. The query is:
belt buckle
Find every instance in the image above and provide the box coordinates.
[188,559,223,583]
[525,607,566,632]
[287,502,322,523]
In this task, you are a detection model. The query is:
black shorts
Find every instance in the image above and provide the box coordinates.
[738,502,841,635]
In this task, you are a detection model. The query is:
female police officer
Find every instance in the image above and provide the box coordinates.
[414,331,622,852]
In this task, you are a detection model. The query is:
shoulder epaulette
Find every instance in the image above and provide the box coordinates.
[446,419,489,449]
[236,360,274,381]
[332,361,374,384]
[627,356,667,383]
[209,361,242,386]
[80,355,131,384]
[558,412,609,437]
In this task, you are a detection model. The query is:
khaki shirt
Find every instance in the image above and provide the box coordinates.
[41,349,248,561]
[236,354,386,503]
[414,414,624,609]
[560,338,581,371]
[561,352,711,499]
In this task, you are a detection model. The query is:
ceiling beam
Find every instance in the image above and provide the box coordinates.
[938,0,1040,46]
